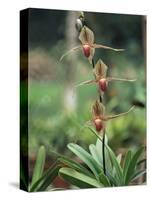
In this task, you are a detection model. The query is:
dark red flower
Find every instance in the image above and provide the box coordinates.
[91,100,134,133]
[60,26,124,63]
[77,59,136,93]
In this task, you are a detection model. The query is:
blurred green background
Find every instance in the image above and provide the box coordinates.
[21,9,146,170]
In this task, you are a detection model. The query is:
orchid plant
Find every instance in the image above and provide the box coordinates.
[58,11,146,188]
[20,11,146,192]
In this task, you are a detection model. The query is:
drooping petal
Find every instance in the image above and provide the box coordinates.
[106,77,136,82]
[92,100,105,118]
[79,26,94,45]
[93,43,125,52]
[84,120,93,127]
[102,106,135,121]
[76,79,96,87]
[93,59,108,79]
[60,46,81,61]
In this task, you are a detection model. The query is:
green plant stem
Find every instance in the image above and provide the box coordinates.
[99,94,103,103]
[92,58,95,68]
[98,87,105,175]
[102,130,106,175]
[87,126,107,176]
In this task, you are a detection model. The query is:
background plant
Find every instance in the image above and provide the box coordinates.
[21,146,61,192]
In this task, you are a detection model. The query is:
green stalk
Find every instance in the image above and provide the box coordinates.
[92,58,95,68]
[102,130,106,175]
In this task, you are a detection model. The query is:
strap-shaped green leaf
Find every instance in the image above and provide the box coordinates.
[99,172,111,186]
[30,146,46,188]
[58,156,94,178]
[87,127,121,185]
[30,163,61,192]
[89,144,102,164]
[68,143,103,180]
[137,159,146,166]
[89,143,117,186]
[95,138,113,172]
[117,154,122,165]
[131,169,146,182]
[50,149,94,178]
[125,147,144,185]
[123,150,132,178]
[107,146,123,185]
[59,167,103,188]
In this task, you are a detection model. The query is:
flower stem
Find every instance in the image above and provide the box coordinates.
[92,58,95,68]
[99,90,106,175]
[91,39,106,176]
[102,129,106,175]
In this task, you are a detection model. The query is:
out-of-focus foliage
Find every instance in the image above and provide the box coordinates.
[21,146,61,192]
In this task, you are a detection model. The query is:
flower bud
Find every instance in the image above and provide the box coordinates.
[75,18,83,32]
[94,118,104,132]
[83,44,90,57]
[99,78,108,92]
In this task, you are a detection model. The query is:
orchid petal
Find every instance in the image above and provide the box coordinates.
[106,77,136,82]
[79,26,94,45]
[88,47,95,64]
[94,59,108,79]
[60,46,81,61]
[103,106,135,121]
[93,43,125,52]
[92,100,105,118]
[76,79,96,87]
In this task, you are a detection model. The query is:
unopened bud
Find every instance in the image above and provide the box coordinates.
[75,18,83,32]
[83,44,90,57]
[94,118,103,132]
[99,78,108,92]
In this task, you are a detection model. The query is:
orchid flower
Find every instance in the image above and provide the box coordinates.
[77,59,136,92]
[60,26,124,63]
[91,100,135,133]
